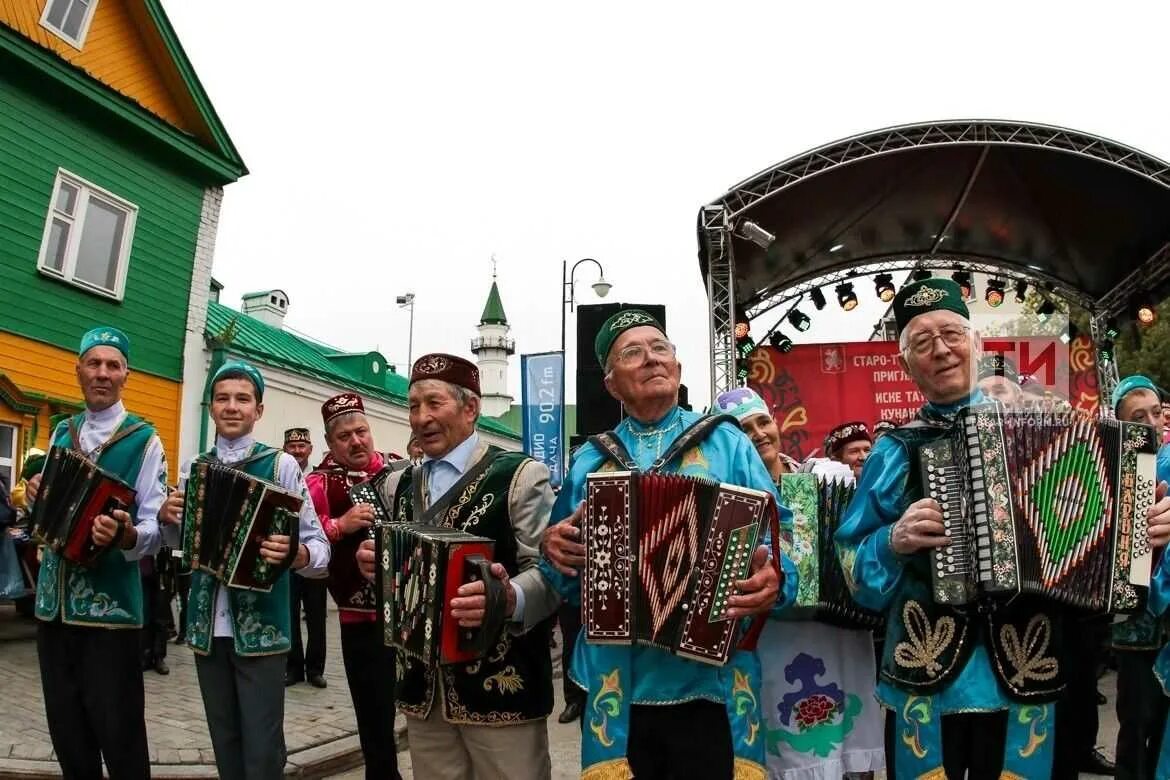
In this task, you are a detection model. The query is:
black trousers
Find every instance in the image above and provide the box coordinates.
[339,621,401,780]
[1052,614,1108,778]
[627,700,734,779]
[558,601,585,706]
[884,709,1008,780]
[36,620,150,780]
[1116,648,1170,780]
[287,575,327,678]
[138,570,168,665]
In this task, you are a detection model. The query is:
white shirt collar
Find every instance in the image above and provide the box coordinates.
[215,433,255,455]
[86,400,125,425]
[421,431,479,475]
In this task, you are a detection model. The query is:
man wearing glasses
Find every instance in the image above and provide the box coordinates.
[539,308,797,779]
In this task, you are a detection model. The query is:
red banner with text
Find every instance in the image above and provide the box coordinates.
[746,335,1101,460]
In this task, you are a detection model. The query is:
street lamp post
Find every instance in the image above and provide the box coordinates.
[396,293,415,370]
[560,259,612,474]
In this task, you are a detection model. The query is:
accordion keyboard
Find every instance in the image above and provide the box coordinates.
[963,416,996,586]
[921,438,977,604]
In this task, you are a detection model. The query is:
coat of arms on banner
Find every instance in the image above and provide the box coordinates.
[820,346,845,374]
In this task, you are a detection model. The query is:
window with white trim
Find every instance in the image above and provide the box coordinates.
[40,0,99,48]
[37,170,137,300]
[0,424,15,488]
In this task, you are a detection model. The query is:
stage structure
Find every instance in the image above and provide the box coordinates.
[698,120,1170,400]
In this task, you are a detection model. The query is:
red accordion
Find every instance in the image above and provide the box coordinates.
[582,471,775,665]
[29,446,136,567]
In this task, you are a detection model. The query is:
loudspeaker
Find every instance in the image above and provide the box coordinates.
[574,303,667,437]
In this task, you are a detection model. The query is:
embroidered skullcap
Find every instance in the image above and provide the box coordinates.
[713,387,771,424]
[594,309,667,368]
[284,427,312,444]
[892,279,970,337]
[825,421,871,456]
[321,393,365,426]
[210,360,265,401]
[872,419,897,435]
[410,353,481,397]
[977,354,1019,383]
[1112,374,1159,414]
[79,326,129,361]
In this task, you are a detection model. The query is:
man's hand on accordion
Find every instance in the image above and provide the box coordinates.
[725,545,780,618]
[260,534,306,569]
[159,490,184,526]
[92,510,134,549]
[542,501,586,576]
[25,474,41,504]
[450,562,515,626]
[356,538,376,582]
[338,504,375,535]
[1147,481,1170,549]
[891,498,950,556]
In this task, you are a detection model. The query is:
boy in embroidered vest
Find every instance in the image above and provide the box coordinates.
[304,394,401,779]
[355,353,560,780]
[539,310,797,780]
[25,326,167,780]
[159,362,330,780]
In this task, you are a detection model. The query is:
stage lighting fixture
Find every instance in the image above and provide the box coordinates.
[911,269,932,282]
[1105,318,1120,340]
[1014,280,1028,303]
[1097,338,1115,364]
[951,271,974,302]
[836,283,859,312]
[984,279,1006,308]
[873,274,895,302]
[768,331,794,353]
[735,220,776,250]
[1137,301,1158,326]
[787,309,811,332]
[809,287,827,311]
[734,320,750,339]
[1036,298,1056,322]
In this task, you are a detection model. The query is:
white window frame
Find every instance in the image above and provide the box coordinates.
[39,0,100,49]
[0,423,16,488]
[36,169,138,302]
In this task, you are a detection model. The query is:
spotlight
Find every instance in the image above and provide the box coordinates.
[809,287,827,311]
[768,331,794,353]
[985,279,1006,308]
[787,309,811,332]
[1137,301,1158,326]
[911,269,932,282]
[874,274,895,302]
[1014,280,1028,303]
[1036,298,1056,322]
[1097,338,1115,364]
[735,220,776,250]
[734,320,750,340]
[836,283,859,311]
[1105,317,1120,340]
[951,271,974,302]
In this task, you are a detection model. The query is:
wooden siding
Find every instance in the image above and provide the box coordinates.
[0,331,181,469]
[0,73,205,381]
[0,0,200,134]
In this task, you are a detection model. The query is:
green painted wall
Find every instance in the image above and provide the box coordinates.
[0,72,205,381]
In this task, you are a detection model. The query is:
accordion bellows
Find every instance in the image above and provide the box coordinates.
[780,473,883,630]
[582,471,773,666]
[29,446,136,567]
[181,461,302,592]
[920,405,1158,611]
[376,523,507,666]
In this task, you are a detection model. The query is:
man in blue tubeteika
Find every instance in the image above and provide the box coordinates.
[538,309,798,780]
[836,278,1068,779]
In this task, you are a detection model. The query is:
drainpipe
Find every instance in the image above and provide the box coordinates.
[199,347,227,452]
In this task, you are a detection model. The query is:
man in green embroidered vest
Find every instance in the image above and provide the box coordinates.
[159,361,330,780]
[355,352,560,780]
[538,310,796,780]
[26,326,168,780]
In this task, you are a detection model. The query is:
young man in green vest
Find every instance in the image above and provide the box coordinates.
[159,361,330,780]
[25,326,169,780]
[356,352,560,780]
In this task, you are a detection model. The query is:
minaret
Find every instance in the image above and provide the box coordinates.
[471,265,515,417]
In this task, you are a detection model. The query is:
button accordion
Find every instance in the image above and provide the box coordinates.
[375,522,507,666]
[780,473,883,630]
[180,460,303,591]
[919,405,1159,611]
[28,446,136,567]
[582,471,775,665]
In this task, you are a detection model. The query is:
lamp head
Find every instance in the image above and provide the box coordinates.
[592,277,612,298]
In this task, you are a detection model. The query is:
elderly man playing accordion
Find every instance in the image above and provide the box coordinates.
[26,326,168,780]
[835,279,1170,779]
[541,309,797,780]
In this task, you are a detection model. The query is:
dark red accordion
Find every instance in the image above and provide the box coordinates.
[29,446,136,567]
[582,471,775,665]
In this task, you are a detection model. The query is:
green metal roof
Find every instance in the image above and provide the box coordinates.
[205,302,519,439]
[480,280,508,326]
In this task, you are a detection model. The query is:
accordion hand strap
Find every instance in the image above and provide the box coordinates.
[737,497,783,653]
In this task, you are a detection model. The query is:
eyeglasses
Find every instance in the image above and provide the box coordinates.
[613,339,677,367]
[903,326,970,357]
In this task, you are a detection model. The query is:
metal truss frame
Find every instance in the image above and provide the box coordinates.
[702,120,1170,398]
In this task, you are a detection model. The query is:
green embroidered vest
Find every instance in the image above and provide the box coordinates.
[881,422,1066,703]
[35,413,155,628]
[390,448,555,724]
[185,444,294,657]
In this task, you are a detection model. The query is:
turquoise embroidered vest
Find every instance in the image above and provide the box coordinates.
[184,444,294,657]
[35,413,154,628]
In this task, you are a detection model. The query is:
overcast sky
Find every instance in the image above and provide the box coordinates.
[163,1,1170,407]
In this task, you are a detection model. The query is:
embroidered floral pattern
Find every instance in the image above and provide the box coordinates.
[482,665,524,694]
[900,695,932,760]
[999,615,1058,688]
[35,554,60,618]
[732,667,761,747]
[1017,704,1050,759]
[589,669,623,748]
[67,568,131,620]
[893,601,955,678]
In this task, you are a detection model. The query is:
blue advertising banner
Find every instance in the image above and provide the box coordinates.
[520,351,564,488]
